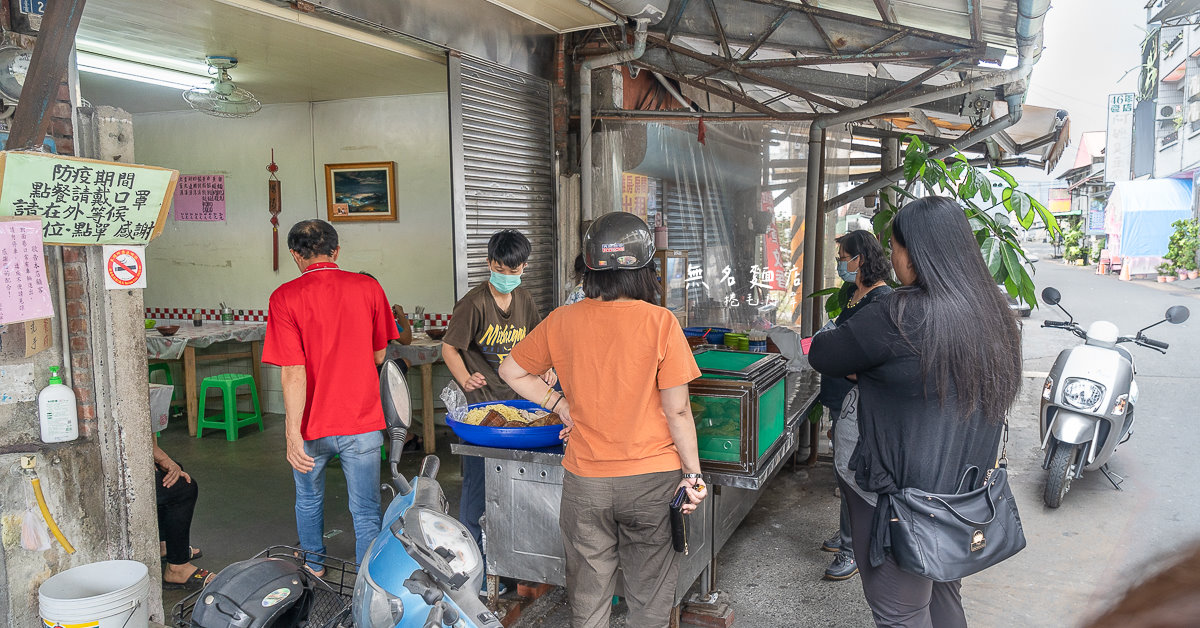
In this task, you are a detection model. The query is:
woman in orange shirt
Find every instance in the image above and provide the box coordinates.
[500,212,708,628]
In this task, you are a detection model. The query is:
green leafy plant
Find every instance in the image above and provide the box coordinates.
[1156,262,1174,276]
[1164,218,1199,272]
[869,136,1060,310]
[1062,223,1086,263]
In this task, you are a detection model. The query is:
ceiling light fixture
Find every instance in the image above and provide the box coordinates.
[76,51,212,91]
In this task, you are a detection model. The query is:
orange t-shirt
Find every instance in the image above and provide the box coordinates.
[508,298,701,478]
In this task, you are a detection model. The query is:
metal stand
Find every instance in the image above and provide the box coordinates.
[1099,464,1125,490]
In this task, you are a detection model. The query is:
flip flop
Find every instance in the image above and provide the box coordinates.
[160,547,203,565]
[162,567,213,591]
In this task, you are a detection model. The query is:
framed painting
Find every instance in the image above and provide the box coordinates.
[324,161,397,222]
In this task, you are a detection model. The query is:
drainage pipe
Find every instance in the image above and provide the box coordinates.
[653,72,693,110]
[824,95,1025,210]
[580,18,649,220]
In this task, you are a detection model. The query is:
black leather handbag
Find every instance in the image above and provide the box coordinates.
[669,486,689,554]
[887,422,1026,582]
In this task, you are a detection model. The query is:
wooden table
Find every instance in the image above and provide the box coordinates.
[386,333,444,455]
[146,323,266,436]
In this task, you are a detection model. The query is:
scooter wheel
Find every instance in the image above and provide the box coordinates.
[1044,443,1077,508]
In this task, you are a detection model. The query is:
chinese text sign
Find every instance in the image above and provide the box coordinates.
[0,219,54,325]
[173,174,226,221]
[1106,93,1135,184]
[0,152,178,245]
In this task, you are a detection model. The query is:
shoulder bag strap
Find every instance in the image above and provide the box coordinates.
[984,417,1010,485]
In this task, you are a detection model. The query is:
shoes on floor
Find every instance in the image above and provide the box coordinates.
[823,551,858,581]
[820,532,842,553]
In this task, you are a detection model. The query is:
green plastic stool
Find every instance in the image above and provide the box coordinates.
[196,374,263,441]
[149,362,183,403]
[148,362,173,386]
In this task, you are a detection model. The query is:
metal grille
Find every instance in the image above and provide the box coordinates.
[458,56,556,313]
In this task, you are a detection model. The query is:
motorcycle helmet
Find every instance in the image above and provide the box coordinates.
[190,557,315,628]
[582,211,655,271]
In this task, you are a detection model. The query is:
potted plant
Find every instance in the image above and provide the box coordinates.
[1164,218,1199,281]
[1157,263,1172,283]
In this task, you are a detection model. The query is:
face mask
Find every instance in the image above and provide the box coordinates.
[489,270,522,294]
[837,257,859,283]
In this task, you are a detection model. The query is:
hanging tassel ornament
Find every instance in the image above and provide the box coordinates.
[697,117,706,145]
[267,149,281,271]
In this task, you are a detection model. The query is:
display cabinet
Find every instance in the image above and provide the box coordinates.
[689,349,788,475]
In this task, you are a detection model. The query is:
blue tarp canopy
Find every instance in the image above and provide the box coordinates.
[1104,179,1193,258]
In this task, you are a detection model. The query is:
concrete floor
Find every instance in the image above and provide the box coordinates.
[156,417,466,616]
[163,244,1200,627]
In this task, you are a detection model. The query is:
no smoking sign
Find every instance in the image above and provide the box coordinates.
[103,245,147,290]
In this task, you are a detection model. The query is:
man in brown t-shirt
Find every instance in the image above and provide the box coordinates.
[441,229,548,593]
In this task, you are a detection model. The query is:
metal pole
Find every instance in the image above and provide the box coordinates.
[800,129,824,335]
[580,19,648,221]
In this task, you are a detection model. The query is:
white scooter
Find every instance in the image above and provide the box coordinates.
[1038,287,1190,508]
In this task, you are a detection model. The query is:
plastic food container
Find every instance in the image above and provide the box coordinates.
[446,400,563,449]
[684,326,732,346]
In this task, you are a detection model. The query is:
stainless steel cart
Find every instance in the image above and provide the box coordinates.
[453,370,819,603]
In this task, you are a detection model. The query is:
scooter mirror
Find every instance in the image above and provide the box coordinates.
[1040,287,1061,306]
[380,360,413,431]
[1166,305,1191,324]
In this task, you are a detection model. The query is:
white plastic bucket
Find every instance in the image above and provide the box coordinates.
[39,560,150,628]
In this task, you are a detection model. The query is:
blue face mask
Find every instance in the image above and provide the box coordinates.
[837,257,859,283]
[489,270,522,294]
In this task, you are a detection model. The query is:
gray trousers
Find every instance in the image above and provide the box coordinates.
[560,469,681,628]
[842,477,967,628]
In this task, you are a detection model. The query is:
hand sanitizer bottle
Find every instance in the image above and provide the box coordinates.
[38,366,78,443]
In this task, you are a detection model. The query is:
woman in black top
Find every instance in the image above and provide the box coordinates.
[816,230,893,581]
[809,197,1021,627]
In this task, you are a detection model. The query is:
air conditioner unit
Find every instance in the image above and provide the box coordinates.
[1159,103,1183,120]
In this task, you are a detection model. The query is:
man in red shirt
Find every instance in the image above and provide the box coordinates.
[263,219,399,575]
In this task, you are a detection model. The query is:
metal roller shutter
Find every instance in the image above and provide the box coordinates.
[454,55,557,314]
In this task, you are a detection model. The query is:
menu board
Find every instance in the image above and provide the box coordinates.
[0,152,178,245]
[173,174,226,222]
[0,219,53,325]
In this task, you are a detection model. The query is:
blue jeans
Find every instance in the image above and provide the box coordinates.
[293,430,384,569]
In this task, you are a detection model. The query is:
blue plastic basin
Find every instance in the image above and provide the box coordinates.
[683,326,732,345]
[445,400,564,449]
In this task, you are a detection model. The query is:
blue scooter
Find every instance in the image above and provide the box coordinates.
[351,360,502,628]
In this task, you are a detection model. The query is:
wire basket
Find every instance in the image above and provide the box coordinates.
[172,545,356,628]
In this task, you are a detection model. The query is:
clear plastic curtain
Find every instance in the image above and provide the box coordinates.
[609,119,853,329]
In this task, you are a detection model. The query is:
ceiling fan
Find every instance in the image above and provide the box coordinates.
[183,55,261,118]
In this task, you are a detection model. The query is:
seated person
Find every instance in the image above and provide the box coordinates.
[155,444,213,590]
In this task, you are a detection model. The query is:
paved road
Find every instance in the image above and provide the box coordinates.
[514,246,1200,627]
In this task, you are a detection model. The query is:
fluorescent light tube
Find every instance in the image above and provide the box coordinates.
[76,51,212,91]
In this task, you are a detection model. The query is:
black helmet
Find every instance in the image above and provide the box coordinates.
[583,212,655,271]
[190,558,315,628]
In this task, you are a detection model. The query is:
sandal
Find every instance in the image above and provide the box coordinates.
[162,567,213,591]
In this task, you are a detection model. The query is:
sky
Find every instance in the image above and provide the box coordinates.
[1022,0,1148,179]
